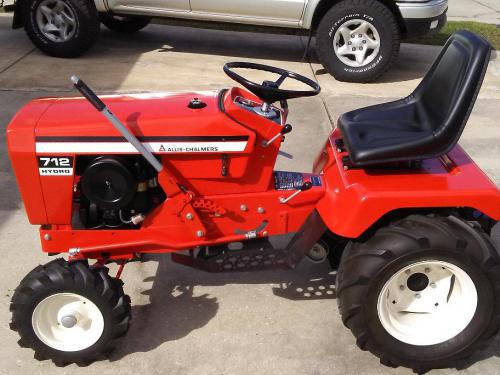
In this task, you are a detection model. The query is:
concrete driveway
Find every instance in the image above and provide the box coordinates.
[448,0,500,25]
[0,13,499,375]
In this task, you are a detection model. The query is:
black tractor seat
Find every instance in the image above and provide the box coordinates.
[337,30,492,167]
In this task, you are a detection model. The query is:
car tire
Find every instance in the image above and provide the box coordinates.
[24,0,100,57]
[10,259,131,366]
[101,14,152,33]
[336,215,500,372]
[316,0,400,82]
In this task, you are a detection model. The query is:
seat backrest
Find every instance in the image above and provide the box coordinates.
[413,30,491,151]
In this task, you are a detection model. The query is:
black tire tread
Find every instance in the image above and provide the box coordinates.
[337,214,500,371]
[24,0,100,57]
[316,0,400,83]
[10,258,131,365]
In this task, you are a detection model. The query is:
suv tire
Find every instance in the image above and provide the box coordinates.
[101,14,152,33]
[316,0,400,82]
[24,0,100,57]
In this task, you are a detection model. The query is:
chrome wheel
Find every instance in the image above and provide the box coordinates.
[32,293,104,352]
[377,260,478,346]
[36,0,77,43]
[333,19,380,67]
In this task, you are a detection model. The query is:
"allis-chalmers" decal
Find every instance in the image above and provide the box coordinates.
[34,136,249,154]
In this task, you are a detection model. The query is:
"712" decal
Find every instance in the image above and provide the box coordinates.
[37,156,74,176]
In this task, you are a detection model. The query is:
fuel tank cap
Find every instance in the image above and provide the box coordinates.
[188,98,207,109]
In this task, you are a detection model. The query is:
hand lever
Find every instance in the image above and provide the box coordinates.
[71,76,163,173]
[279,181,312,204]
[262,124,293,148]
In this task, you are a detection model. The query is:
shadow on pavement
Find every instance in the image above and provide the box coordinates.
[110,252,500,371]
[95,25,431,84]
[110,255,336,360]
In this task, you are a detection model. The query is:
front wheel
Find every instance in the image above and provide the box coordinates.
[10,259,131,366]
[337,215,500,372]
[24,0,100,57]
[316,0,400,82]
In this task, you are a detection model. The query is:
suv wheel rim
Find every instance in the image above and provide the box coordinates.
[333,19,380,68]
[377,260,478,346]
[32,293,105,351]
[36,0,77,43]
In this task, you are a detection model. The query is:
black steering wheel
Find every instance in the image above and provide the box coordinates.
[223,62,321,104]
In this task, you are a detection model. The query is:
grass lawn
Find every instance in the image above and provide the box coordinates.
[408,21,500,50]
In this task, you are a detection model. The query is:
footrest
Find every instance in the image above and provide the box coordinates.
[171,239,292,272]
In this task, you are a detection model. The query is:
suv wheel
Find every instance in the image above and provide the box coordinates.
[24,0,100,57]
[316,0,400,82]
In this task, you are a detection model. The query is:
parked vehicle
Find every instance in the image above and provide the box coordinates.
[7,31,500,371]
[3,0,448,82]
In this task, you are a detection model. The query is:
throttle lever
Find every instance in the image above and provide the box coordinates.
[279,181,312,204]
[262,124,293,148]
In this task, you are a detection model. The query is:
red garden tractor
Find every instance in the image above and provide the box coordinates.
[7,30,500,372]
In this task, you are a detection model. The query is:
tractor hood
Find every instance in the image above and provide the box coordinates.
[33,90,256,155]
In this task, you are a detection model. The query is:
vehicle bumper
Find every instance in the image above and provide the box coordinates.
[402,11,447,39]
[397,0,448,19]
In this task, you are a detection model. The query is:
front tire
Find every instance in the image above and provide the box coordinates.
[10,259,131,366]
[316,0,400,82]
[24,0,100,57]
[337,215,500,372]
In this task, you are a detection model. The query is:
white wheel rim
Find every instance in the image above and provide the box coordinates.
[36,0,77,43]
[32,293,105,352]
[333,19,381,68]
[377,260,478,346]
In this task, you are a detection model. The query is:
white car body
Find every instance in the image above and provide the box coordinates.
[92,0,448,31]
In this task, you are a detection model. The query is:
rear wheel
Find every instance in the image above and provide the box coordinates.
[24,0,100,57]
[101,14,152,33]
[336,215,500,372]
[10,259,131,366]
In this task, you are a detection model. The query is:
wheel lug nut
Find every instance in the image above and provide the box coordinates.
[430,282,436,288]
[352,47,356,51]
[351,34,355,38]
[425,267,430,273]
[399,285,405,290]
[415,293,421,299]
[348,41,352,45]
[358,34,362,37]
[359,47,363,50]
[362,40,367,44]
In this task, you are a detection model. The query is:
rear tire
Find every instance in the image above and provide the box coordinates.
[336,215,500,372]
[10,259,131,366]
[101,14,152,33]
[24,0,100,57]
[316,0,400,82]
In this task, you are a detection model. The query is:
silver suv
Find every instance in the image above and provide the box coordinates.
[4,0,447,82]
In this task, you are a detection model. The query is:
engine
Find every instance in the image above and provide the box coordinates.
[76,155,166,229]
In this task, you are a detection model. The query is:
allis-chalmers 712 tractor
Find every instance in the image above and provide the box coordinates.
[6,30,500,372]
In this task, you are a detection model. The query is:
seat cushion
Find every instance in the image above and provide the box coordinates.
[338,98,436,165]
[337,31,491,167]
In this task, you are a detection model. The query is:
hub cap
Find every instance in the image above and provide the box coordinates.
[333,19,380,67]
[377,260,478,346]
[36,0,77,43]
[32,293,104,351]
